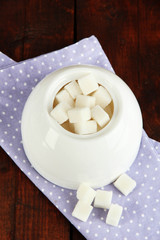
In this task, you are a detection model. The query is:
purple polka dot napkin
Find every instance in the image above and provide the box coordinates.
[0,36,160,240]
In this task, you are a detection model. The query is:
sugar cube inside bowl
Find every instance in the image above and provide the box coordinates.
[50,73,113,135]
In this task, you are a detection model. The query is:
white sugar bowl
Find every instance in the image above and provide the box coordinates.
[21,65,142,190]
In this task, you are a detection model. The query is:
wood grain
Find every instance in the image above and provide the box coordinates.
[0,0,160,239]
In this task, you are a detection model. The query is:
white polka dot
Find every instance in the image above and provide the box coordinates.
[41,62,45,66]
[27,74,30,78]
[41,188,44,192]
[98,225,101,228]
[62,54,65,58]
[66,200,70,203]
[81,53,84,57]
[36,176,39,179]
[144,204,148,208]
[150,217,154,221]
[94,233,98,237]
[141,214,145,217]
[10,115,13,119]
[89,221,92,224]
[19,69,23,73]
[77,226,80,229]
[28,172,31,176]
[49,192,53,196]
[92,213,95,216]
[138,223,142,227]
[58,196,61,199]
[127,228,130,232]
[69,192,73,196]
[30,66,34,69]
[38,70,41,74]
[136,232,139,236]
[70,58,73,62]
[86,229,89,233]
[24,82,27,86]
[91,48,95,51]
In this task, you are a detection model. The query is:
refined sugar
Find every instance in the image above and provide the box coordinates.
[113,173,136,196]
[50,102,71,124]
[106,204,123,227]
[72,200,93,222]
[55,89,74,107]
[74,120,97,135]
[77,183,96,205]
[78,73,98,95]
[68,107,91,123]
[91,105,110,127]
[94,190,112,209]
[64,80,82,99]
[92,86,112,109]
[75,95,96,108]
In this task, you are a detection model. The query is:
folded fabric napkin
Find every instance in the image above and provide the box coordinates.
[0,36,160,240]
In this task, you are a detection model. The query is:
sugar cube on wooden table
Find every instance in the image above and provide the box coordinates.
[55,89,74,107]
[113,173,136,196]
[72,200,93,222]
[77,183,96,205]
[94,190,112,209]
[106,204,123,227]
[75,95,96,108]
[64,80,82,99]
[78,73,98,95]
[68,107,91,123]
[92,86,112,109]
[91,105,110,127]
[50,102,71,124]
[74,120,97,135]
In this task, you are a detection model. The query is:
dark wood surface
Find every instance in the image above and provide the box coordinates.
[0,1,159,239]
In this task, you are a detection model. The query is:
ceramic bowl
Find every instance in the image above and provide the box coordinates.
[21,65,143,190]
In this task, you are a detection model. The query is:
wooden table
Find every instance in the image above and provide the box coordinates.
[0,1,160,239]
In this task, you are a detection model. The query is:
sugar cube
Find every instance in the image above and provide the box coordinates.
[77,183,96,205]
[94,190,112,209]
[91,105,110,127]
[50,102,71,124]
[64,80,82,99]
[113,173,136,196]
[55,89,74,107]
[78,73,98,95]
[74,120,97,135]
[106,204,123,227]
[72,200,93,222]
[92,86,112,109]
[75,95,96,108]
[68,107,91,123]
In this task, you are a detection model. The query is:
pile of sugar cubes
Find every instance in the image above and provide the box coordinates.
[50,73,113,134]
[72,173,136,227]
